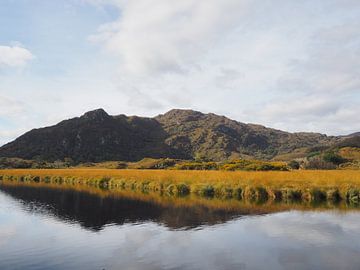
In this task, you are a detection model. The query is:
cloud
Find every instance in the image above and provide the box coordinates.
[259,95,341,120]
[278,21,360,94]
[1,0,360,146]
[86,1,360,135]
[0,95,29,145]
[0,45,34,68]
[89,0,251,75]
[0,96,25,117]
[238,11,360,134]
[247,95,360,135]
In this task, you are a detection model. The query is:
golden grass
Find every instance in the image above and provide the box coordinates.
[1,180,357,214]
[272,147,309,161]
[1,168,360,186]
[339,147,360,160]
[1,169,360,203]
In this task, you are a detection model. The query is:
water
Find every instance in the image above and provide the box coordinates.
[1,183,360,270]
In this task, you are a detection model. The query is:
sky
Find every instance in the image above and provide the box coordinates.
[0,0,360,146]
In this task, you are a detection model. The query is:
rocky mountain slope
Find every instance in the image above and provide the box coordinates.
[0,108,342,162]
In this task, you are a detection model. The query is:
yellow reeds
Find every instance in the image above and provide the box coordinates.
[1,169,360,204]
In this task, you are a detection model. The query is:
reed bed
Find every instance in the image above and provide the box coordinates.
[1,180,358,214]
[1,169,360,204]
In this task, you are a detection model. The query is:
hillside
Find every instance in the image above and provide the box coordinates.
[0,109,180,162]
[155,109,338,160]
[0,108,341,162]
[348,132,360,137]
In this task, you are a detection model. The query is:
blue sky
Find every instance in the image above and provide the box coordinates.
[1,0,360,146]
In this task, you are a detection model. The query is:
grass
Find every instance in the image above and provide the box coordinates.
[338,147,360,160]
[1,180,358,214]
[1,169,360,204]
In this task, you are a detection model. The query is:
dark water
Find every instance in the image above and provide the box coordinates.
[1,184,360,270]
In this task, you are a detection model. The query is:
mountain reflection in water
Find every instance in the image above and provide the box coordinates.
[0,183,246,230]
[1,182,360,270]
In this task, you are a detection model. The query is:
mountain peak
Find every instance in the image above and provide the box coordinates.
[81,109,110,121]
[0,108,341,162]
[156,109,204,122]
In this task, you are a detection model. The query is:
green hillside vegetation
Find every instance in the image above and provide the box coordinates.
[338,147,360,169]
[2,144,359,171]
[283,146,360,170]
[0,157,289,171]
[0,157,75,169]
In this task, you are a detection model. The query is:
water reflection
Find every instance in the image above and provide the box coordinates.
[0,183,245,230]
[1,182,360,270]
[0,182,358,231]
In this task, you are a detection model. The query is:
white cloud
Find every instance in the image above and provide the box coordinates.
[246,18,360,134]
[89,0,251,75]
[84,1,360,136]
[0,45,34,68]
[278,21,360,94]
[0,96,25,117]
[245,95,360,135]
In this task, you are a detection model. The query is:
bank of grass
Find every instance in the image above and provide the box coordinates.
[2,181,357,214]
[1,169,360,204]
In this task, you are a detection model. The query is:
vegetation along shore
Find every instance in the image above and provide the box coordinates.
[1,169,360,205]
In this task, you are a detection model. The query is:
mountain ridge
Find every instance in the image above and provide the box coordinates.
[348,132,360,137]
[0,108,342,162]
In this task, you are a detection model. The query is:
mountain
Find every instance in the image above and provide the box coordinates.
[336,136,360,148]
[0,108,341,162]
[348,132,360,137]
[0,109,181,162]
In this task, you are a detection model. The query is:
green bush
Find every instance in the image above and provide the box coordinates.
[176,183,190,195]
[221,159,288,171]
[175,162,219,170]
[304,157,337,170]
[347,189,359,204]
[326,189,341,202]
[310,189,327,202]
[288,160,300,170]
[323,152,346,165]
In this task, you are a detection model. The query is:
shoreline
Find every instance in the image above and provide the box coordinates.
[1,169,360,205]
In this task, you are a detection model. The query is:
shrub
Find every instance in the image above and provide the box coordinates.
[304,157,337,170]
[214,184,234,198]
[176,183,190,195]
[234,187,243,200]
[347,189,359,204]
[310,189,327,202]
[256,187,269,202]
[116,162,128,169]
[244,187,257,200]
[323,152,346,165]
[175,162,219,170]
[281,188,302,202]
[98,177,111,187]
[221,159,288,171]
[194,185,215,197]
[288,160,300,170]
[268,189,283,201]
[326,189,341,202]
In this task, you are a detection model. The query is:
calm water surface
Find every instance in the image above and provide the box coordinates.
[1,183,360,270]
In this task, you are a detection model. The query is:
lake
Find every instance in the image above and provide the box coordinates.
[1,182,360,270]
